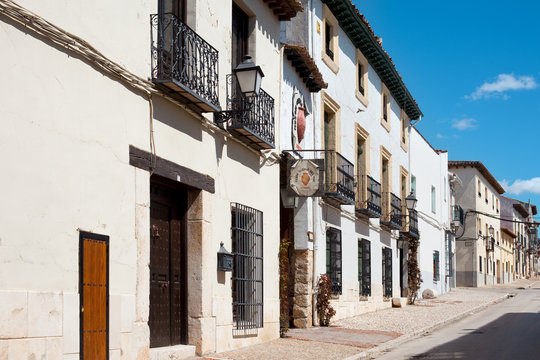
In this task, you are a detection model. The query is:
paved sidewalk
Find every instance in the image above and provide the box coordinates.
[195,278,539,360]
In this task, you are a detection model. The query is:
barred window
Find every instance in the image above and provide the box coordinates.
[382,247,392,297]
[326,227,342,294]
[433,251,440,281]
[358,239,371,296]
[231,203,263,330]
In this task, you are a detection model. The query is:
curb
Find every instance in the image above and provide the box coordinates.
[343,292,512,360]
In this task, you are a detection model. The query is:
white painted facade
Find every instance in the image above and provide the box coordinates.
[0,0,290,357]
[409,129,451,297]
[279,0,437,325]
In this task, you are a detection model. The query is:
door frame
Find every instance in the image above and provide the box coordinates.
[149,175,189,346]
[79,230,110,360]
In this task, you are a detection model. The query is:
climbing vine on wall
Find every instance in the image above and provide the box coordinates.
[279,237,291,336]
[407,237,423,305]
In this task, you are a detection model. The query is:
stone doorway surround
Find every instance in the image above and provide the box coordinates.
[131,146,215,357]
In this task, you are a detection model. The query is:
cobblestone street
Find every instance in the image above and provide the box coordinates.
[195,278,539,360]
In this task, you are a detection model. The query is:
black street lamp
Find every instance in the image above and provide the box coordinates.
[233,55,264,98]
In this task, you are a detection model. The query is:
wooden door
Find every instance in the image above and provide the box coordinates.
[149,179,187,347]
[80,231,109,360]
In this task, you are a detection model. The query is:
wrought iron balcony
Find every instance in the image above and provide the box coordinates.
[401,209,419,239]
[214,75,275,150]
[151,13,220,113]
[322,150,355,206]
[355,175,382,218]
[381,192,403,230]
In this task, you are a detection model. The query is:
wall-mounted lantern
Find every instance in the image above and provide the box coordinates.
[214,54,265,124]
[217,242,233,272]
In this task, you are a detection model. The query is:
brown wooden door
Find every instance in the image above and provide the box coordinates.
[80,231,109,360]
[149,179,187,347]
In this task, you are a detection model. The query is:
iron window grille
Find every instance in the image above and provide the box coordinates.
[433,250,440,281]
[358,239,371,296]
[381,192,402,230]
[326,227,342,295]
[231,203,263,330]
[150,12,220,112]
[382,247,392,298]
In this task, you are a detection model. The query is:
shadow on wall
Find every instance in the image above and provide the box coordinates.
[379,231,392,248]
[322,204,342,228]
[410,312,540,360]
[153,96,203,142]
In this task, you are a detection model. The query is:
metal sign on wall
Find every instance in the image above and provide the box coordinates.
[289,159,322,197]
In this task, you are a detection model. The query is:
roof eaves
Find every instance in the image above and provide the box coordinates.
[263,0,303,21]
[283,44,328,92]
[448,161,505,194]
[322,0,423,120]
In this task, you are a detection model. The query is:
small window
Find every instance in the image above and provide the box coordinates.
[400,111,408,151]
[496,198,499,213]
[326,227,342,294]
[322,5,339,73]
[431,186,436,213]
[433,251,440,281]
[411,175,416,195]
[485,187,488,204]
[380,84,391,132]
[355,49,369,106]
[325,22,333,60]
[479,255,482,272]
[478,180,481,197]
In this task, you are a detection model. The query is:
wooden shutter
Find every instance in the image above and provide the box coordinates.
[80,231,109,360]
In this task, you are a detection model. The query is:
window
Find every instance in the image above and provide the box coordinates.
[382,247,392,297]
[479,256,482,272]
[431,186,436,213]
[411,175,416,195]
[231,203,263,329]
[478,180,481,197]
[322,5,339,73]
[358,239,371,296]
[355,49,368,106]
[485,187,488,204]
[400,167,408,215]
[445,231,452,276]
[326,227,342,294]
[478,218,482,235]
[355,124,369,207]
[496,199,499,213]
[433,251,440,281]
[400,111,408,151]
[381,84,391,132]
[381,147,392,220]
[492,195,494,210]
[232,3,250,69]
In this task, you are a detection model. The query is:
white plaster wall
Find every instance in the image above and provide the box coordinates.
[410,130,450,296]
[304,1,413,318]
[0,0,283,356]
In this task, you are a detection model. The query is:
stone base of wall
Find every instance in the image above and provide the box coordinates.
[329,283,392,322]
[292,249,313,328]
[0,290,137,359]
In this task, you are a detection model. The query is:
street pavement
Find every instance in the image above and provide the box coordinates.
[193,278,539,360]
[376,280,540,360]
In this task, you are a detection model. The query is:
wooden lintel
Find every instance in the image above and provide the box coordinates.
[129,145,215,193]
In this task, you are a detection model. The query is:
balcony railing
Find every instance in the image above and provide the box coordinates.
[215,74,275,150]
[151,13,220,113]
[355,175,382,218]
[323,151,355,206]
[401,209,419,239]
[381,192,402,230]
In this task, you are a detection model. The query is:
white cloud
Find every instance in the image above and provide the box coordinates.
[436,133,447,139]
[469,73,537,100]
[501,177,540,195]
[452,118,478,131]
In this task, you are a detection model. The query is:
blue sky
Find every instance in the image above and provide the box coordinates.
[352,0,540,220]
